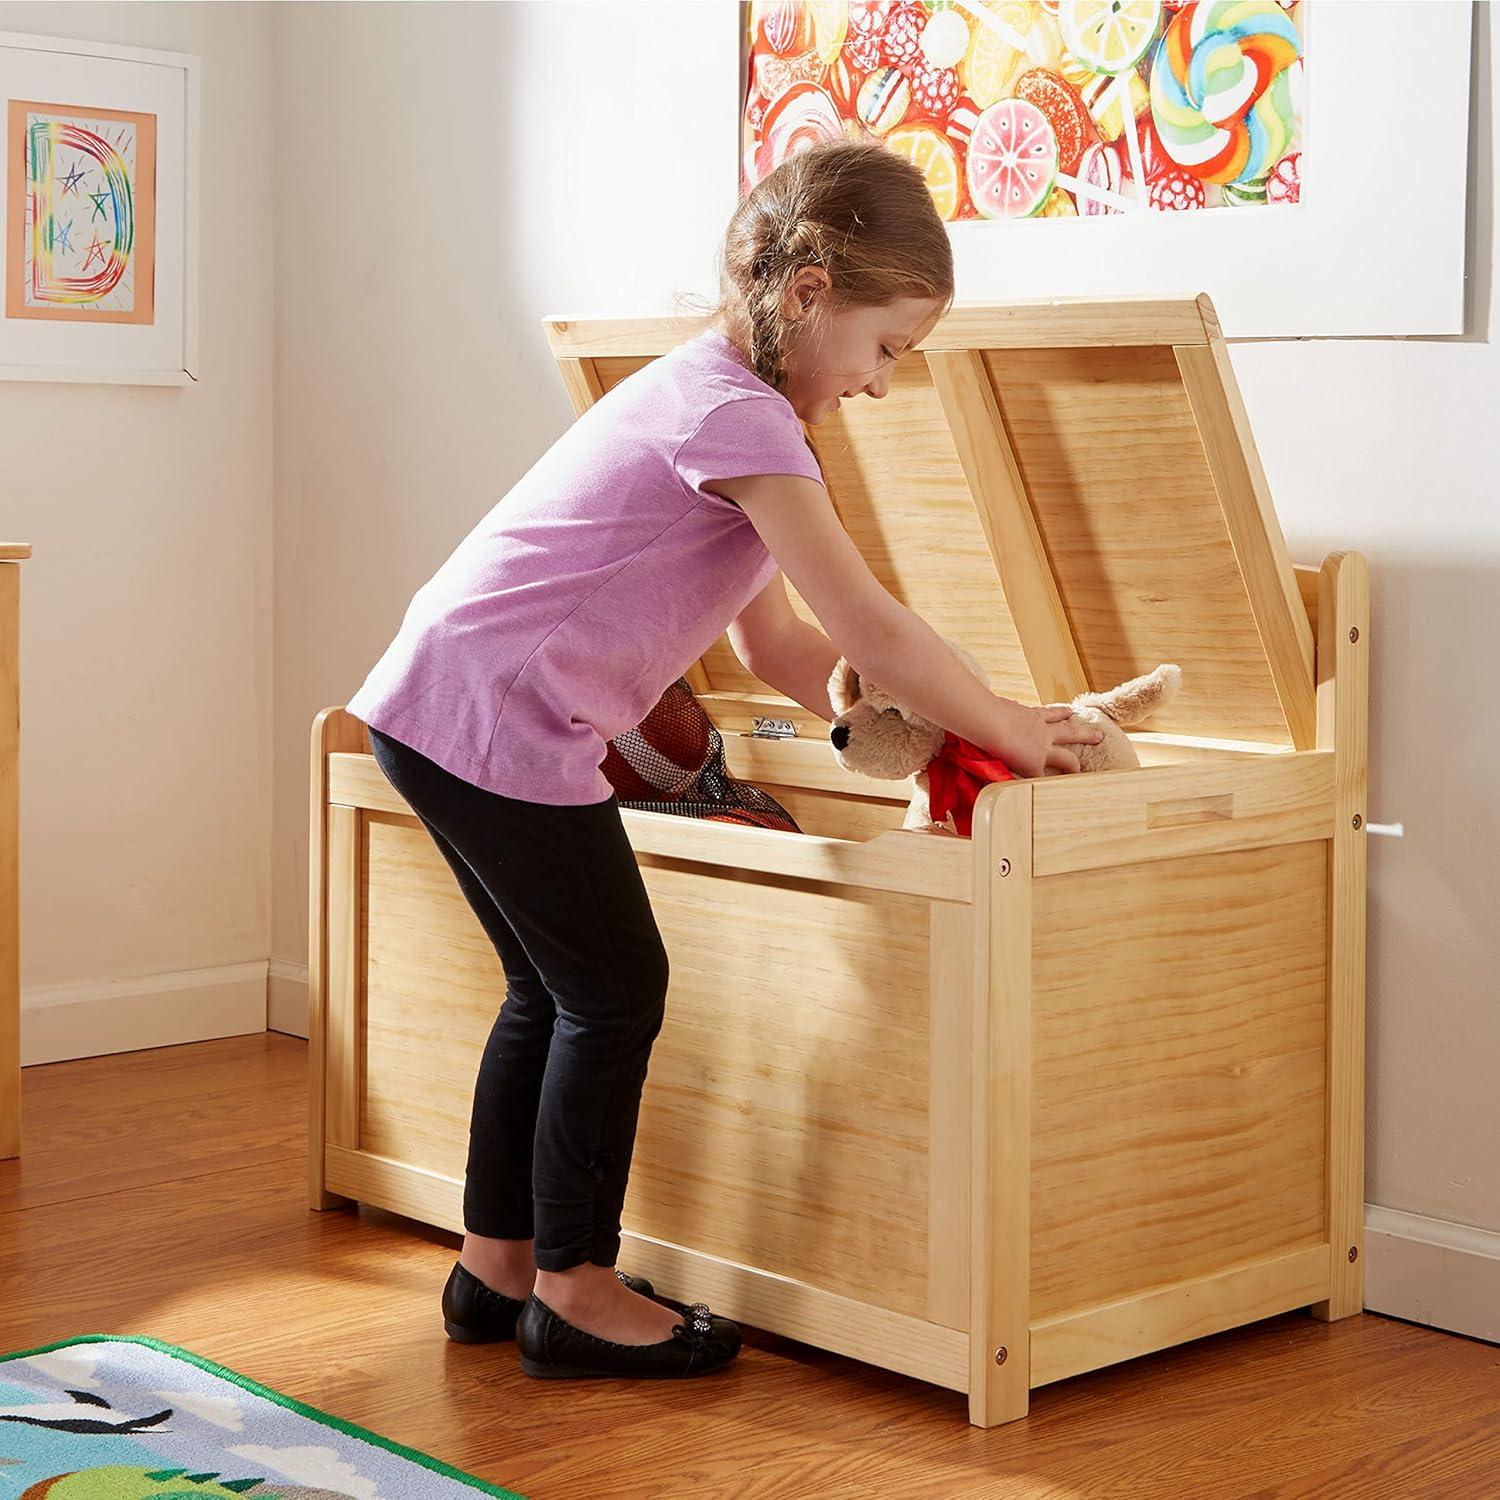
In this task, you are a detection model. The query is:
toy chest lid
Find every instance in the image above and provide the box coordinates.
[544,295,1316,752]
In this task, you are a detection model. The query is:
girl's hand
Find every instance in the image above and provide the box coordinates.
[1006,703,1101,777]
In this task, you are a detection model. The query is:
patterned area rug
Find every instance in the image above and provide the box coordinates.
[0,1334,524,1499]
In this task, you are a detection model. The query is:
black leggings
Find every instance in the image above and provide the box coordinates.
[367,726,669,1273]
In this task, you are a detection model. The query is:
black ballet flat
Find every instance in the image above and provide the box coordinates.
[515,1291,742,1379]
[442,1261,660,1344]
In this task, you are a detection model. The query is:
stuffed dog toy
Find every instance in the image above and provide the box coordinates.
[827,642,1182,836]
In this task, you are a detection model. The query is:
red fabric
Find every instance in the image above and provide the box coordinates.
[925,732,1016,837]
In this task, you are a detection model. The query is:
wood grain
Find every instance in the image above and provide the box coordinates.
[3,1033,1492,1499]
[1311,551,1371,1323]
[556,301,1318,750]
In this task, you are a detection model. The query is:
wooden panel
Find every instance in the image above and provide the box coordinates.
[542,299,1211,359]
[1030,753,1335,875]
[587,347,1038,702]
[359,813,508,1178]
[589,354,655,392]
[0,563,19,1160]
[749,784,909,843]
[1311,551,1370,1322]
[987,343,1294,745]
[1028,841,1329,1323]
[570,304,1305,747]
[697,351,1040,703]
[554,355,604,418]
[356,812,954,1331]
[970,783,1034,1426]
[723,728,913,800]
[328,1133,972,1392]
[327,752,971,902]
[1032,1245,1330,1388]
[628,861,938,1316]
[805,353,1036,702]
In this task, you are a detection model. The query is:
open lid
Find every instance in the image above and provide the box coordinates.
[544,296,1316,751]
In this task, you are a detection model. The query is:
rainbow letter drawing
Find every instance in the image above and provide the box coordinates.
[6,99,157,325]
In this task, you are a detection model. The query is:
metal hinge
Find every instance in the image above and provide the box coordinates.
[749,717,798,740]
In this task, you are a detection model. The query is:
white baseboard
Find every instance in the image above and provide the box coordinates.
[268,959,309,1039]
[1364,1205,1500,1345]
[21,961,269,1065]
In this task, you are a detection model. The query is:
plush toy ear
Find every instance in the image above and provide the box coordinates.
[828,657,862,716]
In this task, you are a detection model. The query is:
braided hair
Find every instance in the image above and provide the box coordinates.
[712,138,954,393]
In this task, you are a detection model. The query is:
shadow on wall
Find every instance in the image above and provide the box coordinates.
[1363,549,1498,1225]
[1460,0,1493,343]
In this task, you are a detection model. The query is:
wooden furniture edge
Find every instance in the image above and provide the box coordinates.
[324,1140,972,1389]
[969,779,1033,1425]
[326,750,973,903]
[322,1138,1334,1406]
[1177,299,1317,750]
[1031,1243,1331,1387]
[1310,550,1369,1321]
[308,706,366,1211]
[542,298,1214,357]
[1028,751,1336,876]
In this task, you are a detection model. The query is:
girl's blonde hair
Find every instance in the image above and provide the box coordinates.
[711,138,955,392]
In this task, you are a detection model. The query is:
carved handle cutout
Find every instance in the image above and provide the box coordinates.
[1146,793,1235,830]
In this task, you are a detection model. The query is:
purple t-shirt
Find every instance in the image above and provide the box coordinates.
[346,329,826,805]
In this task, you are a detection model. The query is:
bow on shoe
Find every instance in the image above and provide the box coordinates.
[674,1302,714,1340]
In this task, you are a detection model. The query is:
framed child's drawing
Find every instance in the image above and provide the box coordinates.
[739,0,1474,337]
[0,31,199,384]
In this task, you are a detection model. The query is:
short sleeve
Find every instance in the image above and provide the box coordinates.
[675,395,825,501]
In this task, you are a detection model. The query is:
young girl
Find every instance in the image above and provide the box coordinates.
[347,138,1102,1383]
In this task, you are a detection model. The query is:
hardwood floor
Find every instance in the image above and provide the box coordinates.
[2,1032,1496,1499]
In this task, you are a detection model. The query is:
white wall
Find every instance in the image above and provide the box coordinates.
[4,2,274,1062]
[269,0,751,1010]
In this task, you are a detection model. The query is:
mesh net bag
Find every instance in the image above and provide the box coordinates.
[602,678,801,833]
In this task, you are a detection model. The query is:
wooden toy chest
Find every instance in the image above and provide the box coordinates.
[309,297,1367,1427]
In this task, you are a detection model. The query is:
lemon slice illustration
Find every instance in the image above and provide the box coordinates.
[1058,0,1162,76]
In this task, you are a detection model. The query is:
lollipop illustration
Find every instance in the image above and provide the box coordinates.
[1148,0,1302,187]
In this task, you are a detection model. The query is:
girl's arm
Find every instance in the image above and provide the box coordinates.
[705,473,1101,777]
[727,570,842,720]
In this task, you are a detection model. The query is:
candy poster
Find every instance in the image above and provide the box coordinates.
[741,0,1306,220]
[5,99,157,323]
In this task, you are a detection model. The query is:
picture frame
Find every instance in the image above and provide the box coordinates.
[0,30,200,385]
[738,1,1474,339]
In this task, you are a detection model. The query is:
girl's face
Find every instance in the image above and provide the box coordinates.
[781,280,947,425]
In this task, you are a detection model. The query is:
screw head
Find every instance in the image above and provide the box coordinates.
[1348,1246,1359,1263]
[999,858,1011,877]
[994,1346,1008,1365]
[1349,626,1360,643]
[1352,814,1363,830]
